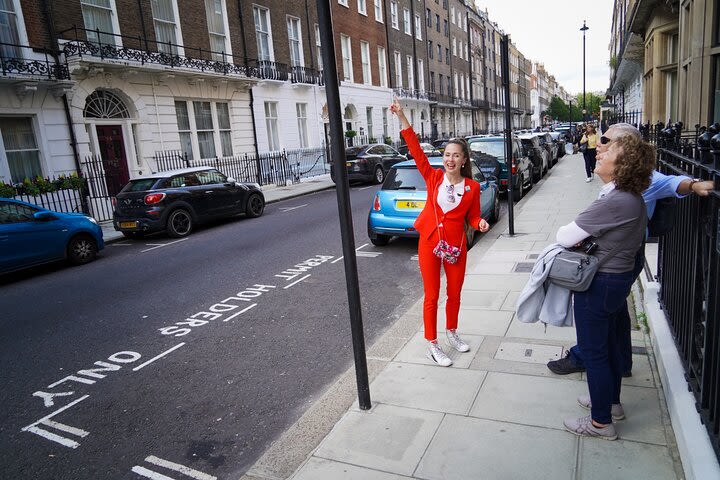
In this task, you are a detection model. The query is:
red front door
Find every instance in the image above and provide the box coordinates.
[96,125,130,196]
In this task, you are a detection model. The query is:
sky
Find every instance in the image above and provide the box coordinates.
[475,0,614,96]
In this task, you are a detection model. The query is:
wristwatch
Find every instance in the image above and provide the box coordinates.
[688,178,702,193]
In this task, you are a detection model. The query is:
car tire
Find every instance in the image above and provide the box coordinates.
[489,194,500,223]
[67,235,98,265]
[533,166,542,183]
[122,231,145,239]
[166,209,193,238]
[246,193,265,218]
[513,181,524,202]
[370,234,390,246]
[373,166,385,184]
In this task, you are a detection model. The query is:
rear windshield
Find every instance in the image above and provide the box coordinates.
[468,140,506,161]
[121,179,158,192]
[382,167,427,191]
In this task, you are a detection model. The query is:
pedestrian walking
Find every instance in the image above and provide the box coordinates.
[580,125,599,182]
[389,98,489,367]
[557,133,655,440]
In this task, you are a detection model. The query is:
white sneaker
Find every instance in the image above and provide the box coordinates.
[426,342,453,367]
[446,329,470,352]
[585,177,592,183]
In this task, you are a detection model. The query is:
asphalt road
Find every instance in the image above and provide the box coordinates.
[2,183,503,480]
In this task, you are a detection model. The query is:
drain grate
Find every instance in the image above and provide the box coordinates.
[631,346,648,355]
[513,262,534,273]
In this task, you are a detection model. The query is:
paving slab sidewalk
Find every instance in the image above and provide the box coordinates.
[278,153,684,480]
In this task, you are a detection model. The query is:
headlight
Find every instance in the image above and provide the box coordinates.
[88,217,98,225]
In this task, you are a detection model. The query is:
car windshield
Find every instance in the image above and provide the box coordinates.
[468,140,506,160]
[382,167,427,191]
[122,179,158,192]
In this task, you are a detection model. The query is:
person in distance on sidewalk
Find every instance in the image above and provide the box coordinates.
[580,125,599,182]
[547,123,715,377]
[389,98,489,367]
[557,134,654,440]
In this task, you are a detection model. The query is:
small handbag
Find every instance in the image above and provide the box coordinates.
[548,221,643,292]
[432,182,464,264]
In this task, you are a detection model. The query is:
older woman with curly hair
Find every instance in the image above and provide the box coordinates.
[556,135,655,440]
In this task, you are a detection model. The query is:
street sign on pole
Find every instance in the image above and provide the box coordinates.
[316,0,371,410]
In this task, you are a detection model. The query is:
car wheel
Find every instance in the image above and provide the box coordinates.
[489,194,500,223]
[373,166,385,184]
[246,193,265,218]
[513,181,524,202]
[67,235,98,265]
[122,231,145,239]
[533,166,542,183]
[166,209,193,238]
[370,234,390,246]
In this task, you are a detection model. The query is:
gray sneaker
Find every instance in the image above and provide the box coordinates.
[426,342,453,367]
[577,394,625,421]
[564,414,617,440]
[445,330,470,352]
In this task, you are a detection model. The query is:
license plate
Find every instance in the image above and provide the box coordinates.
[346,162,352,167]
[396,200,425,209]
[120,221,138,229]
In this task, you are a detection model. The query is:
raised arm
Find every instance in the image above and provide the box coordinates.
[389,98,434,180]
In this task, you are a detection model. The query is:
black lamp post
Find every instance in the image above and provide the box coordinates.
[580,20,589,123]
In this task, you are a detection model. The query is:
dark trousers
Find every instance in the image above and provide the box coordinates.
[574,270,635,424]
[583,148,597,178]
[569,244,646,373]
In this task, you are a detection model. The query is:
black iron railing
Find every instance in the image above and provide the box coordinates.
[0,42,69,80]
[153,147,328,187]
[606,110,643,128]
[290,65,323,85]
[647,121,720,457]
[472,98,489,109]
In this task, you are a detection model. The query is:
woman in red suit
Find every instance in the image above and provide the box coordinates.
[390,99,489,367]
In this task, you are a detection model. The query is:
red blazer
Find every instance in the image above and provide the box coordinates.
[401,128,482,247]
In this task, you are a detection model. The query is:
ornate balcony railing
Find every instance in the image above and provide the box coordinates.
[435,93,453,104]
[392,87,432,100]
[453,97,471,107]
[0,42,69,80]
[290,65,322,85]
[249,60,289,81]
[471,98,489,109]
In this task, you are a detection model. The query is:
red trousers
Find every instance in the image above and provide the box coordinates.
[418,235,468,341]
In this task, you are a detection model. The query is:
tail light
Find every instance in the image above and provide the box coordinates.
[373,194,381,211]
[144,193,166,205]
[511,160,517,175]
[111,197,117,207]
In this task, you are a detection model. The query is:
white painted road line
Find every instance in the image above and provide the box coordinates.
[283,274,311,289]
[131,466,175,480]
[223,303,257,322]
[132,343,186,371]
[141,238,189,253]
[358,186,373,190]
[356,251,382,258]
[355,243,369,251]
[279,204,308,212]
[144,455,217,480]
[22,395,91,448]
[331,256,344,264]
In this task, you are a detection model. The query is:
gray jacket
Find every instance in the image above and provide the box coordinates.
[515,243,574,327]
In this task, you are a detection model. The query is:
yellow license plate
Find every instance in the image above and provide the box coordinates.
[346,162,352,167]
[120,221,138,229]
[396,200,425,209]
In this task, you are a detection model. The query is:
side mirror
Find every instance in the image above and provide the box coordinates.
[33,211,56,221]
[226,177,236,185]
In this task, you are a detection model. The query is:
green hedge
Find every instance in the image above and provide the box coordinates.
[0,174,87,198]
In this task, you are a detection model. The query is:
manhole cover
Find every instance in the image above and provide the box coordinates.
[513,262,534,273]
[494,342,563,364]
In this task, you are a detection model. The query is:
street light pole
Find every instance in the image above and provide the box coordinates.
[580,20,589,123]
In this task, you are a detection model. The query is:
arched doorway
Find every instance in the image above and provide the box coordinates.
[343,104,357,146]
[83,90,132,195]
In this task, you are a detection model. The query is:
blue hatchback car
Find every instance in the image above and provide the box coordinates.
[367,158,500,246]
[0,198,104,274]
